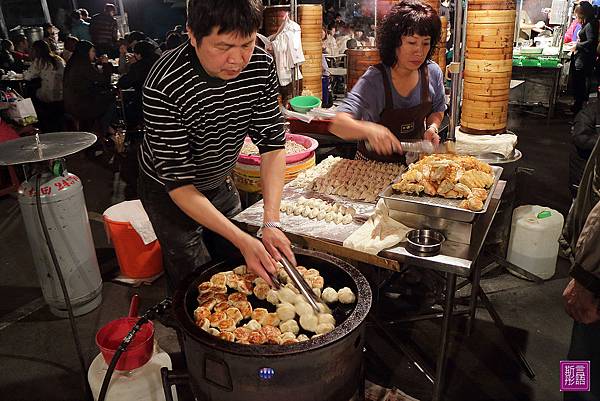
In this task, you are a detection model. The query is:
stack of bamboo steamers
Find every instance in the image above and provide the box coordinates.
[461,0,516,134]
[298,4,323,99]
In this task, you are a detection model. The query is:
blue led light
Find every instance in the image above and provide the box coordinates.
[258,367,275,380]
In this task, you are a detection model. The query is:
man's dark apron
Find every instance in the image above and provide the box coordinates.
[356,63,433,164]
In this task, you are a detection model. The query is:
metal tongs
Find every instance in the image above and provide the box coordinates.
[279,256,322,314]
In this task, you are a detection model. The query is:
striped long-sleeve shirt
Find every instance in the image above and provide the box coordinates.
[140,42,285,192]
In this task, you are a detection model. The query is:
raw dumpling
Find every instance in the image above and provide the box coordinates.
[297,196,307,205]
[291,293,306,305]
[338,287,356,304]
[334,213,345,224]
[317,210,327,221]
[276,302,296,321]
[318,303,332,313]
[307,276,324,289]
[312,288,322,298]
[279,332,297,342]
[299,314,319,333]
[279,202,288,212]
[301,205,311,217]
[322,287,339,303]
[342,214,353,225]
[295,301,314,317]
[325,211,335,223]
[307,199,317,208]
[297,334,310,342]
[318,313,336,326]
[279,319,300,335]
[244,319,262,331]
[309,208,319,219]
[293,205,303,216]
[266,289,280,305]
[304,268,320,278]
[286,203,295,215]
[284,283,300,294]
[277,287,297,304]
[316,322,335,335]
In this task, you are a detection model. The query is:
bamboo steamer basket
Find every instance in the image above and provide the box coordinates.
[298,4,322,98]
[461,1,515,134]
[347,48,381,91]
[263,5,290,37]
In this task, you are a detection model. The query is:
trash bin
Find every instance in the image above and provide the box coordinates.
[103,200,163,279]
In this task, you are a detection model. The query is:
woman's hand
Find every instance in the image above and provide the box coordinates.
[365,123,403,155]
[424,126,440,146]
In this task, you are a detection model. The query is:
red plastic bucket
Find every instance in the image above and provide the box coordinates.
[95,295,154,370]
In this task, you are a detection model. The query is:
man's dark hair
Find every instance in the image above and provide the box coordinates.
[579,1,596,25]
[128,31,147,43]
[134,40,157,59]
[377,0,441,67]
[186,0,263,43]
[104,3,117,14]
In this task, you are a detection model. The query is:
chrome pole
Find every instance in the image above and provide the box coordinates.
[446,0,465,151]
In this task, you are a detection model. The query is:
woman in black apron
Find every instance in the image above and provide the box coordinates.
[330,0,446,164]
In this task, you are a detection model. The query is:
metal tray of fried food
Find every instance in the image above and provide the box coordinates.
[378,165,503,223]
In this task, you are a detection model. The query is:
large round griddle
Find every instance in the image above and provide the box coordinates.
[0,132,97,166]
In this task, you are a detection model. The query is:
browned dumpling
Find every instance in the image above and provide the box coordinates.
[193,306,211,321]
[225,272,241,289]
[212,285,228,294]
[214,302,230,313]
[243,272,259,282]
[237,280,254,295]
[208,311,227,327]
[234,327,252,343]
[253,284,270,300]
[218,317,237,332]
[197,290,214,304]
[248,330,267,345]
[210,273,227,287]
[263,313,281,327]
[261,325,282,344]
[197,282,213,294]
[218,331,236,342]
[199,299,217,311]
[235,300,253,319]
[251,308,269,325]
[196,317,210,331]
[228,292,247,304]
[225,307,244,325]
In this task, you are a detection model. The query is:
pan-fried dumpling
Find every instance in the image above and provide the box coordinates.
[338,287,356,304]
[244,319,262,331]
[233,327,252,343]
[197,317,210,331]
[299,314,318,333]
[197,282,213,294]
[253,284,270,300]
[304,268,320,278]
[277,287,297,304]
[228,292,247,304]
[318,313,336,326]
[279,319,300,335]
[322,286,339,303]
[210,273,227,287]
[217,317,236,332]
[276,302,296,321]
[209,311,227,327]
[248,330,267,345]
[261,325,282,344]
[207,328,220,336]
[316,322,335,335]
[307,276,324,289]
[233,265,247,275]
[295,301,314,317]
[266,289,280,305]
[194,306,212,321]
[225,307,244,325]
[264,313,281,327]
[251,308,269,325]
[214,301,230,313]
[235,300,253,319]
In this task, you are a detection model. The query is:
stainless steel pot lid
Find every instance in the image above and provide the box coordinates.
[0,132,97,165]
[406,229,445,256]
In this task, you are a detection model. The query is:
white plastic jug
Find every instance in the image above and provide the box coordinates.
[506,205,564,280]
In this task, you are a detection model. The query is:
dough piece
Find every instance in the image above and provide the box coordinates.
[210,273,227,287]
[301,205,311,217]
[317,210,327,221]
[209,311,227,327]
[233,265,247,275]
[279,319,300,335]
[276,302,296,321]
[297,334,310,342]
[277,287,297,304]
[316,322,335,335]
[194,306,211,321]
[318,313,336,326]
[342,214,353,225]
[321,287,339,303]
[197,317,210,331]
[234,300,253,319]
[253,284,270,300]
[217,317,236,332]
[338,287,356,304]
[244,319,262,331]
[214,301,230,313]
[266,289,280,305]
[264,313,281,327]
[252,308,270,325]
[295,301,314,317]
[197,281,213,294]
[225,307,244,325]
[228,292,247,304]
[309,208,319,219]
[299,314,319,333]
[233,327,252,343]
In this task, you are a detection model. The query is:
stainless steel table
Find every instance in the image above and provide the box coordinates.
[234,180,532,400]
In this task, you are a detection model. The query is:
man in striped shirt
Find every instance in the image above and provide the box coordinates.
[139,0,295,291]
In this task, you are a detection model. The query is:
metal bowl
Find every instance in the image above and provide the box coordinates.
[406,229,445,256]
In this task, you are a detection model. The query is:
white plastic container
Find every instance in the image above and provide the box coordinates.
[506,205,564,280]
[88,346,177,401]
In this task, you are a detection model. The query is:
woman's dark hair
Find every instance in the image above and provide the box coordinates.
[578,2,596,25]
[186,0,263,43]
[133,40,156,59]
[42,23,57,38]
[377,0,441,67]
[65,40,94,76]
[31,40,62,69]
[0,39,13,52]
[13,34,27,48]
[64,36,79,52]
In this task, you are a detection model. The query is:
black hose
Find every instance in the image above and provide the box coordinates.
[35,174,93,401]
[98,298,172,401]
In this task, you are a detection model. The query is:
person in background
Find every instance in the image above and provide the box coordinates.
[354,27,367,47]
[70,10,92,42]
[164,32,184,51]
[117,38,132,75]
[90,3,119,57]
[572,2,598,113]
[125,31,162,56]
[330,0,444,163]
[0,40,26,73]
[63,40,116,142]
[12,34,30,62]
[565,5,583,43]
[117,40,159,126]
[42,23,60,54]
[62,36,79,63]
[323,24,338,55]
[23,40,65,133]
[79,8,92,24]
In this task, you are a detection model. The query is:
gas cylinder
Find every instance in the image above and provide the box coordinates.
[18,170,102,317]
[88,347,177,401]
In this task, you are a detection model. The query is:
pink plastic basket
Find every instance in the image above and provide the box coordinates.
[237,133,319,166]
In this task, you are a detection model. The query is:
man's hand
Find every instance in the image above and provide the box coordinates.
[261,227,297,266]
[424,127,440,146]
[563,279,600,324]
[238,234,277,286]
[365,123,403,156]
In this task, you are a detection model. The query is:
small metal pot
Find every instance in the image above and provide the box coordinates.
[406,229,445,256]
